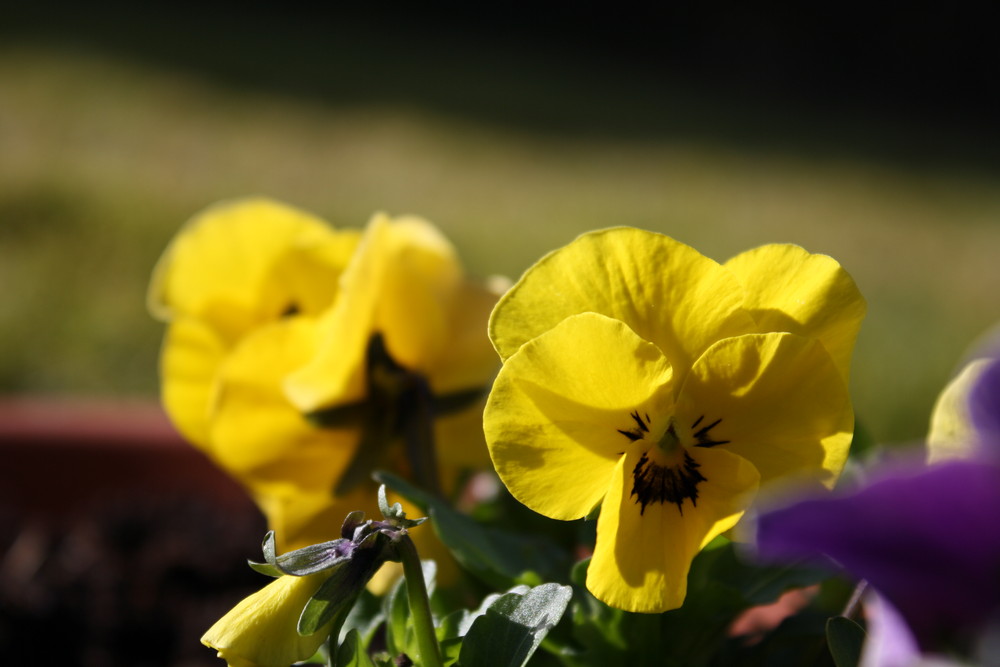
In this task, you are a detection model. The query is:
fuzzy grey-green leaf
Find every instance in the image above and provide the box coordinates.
[458,584,572,667]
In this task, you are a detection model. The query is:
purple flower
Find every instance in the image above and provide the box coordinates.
[756,459,1000,650]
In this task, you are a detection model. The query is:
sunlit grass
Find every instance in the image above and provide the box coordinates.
[2,45,999,444]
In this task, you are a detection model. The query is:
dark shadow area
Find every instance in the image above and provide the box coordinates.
[5,1,1000,174]
[0,400,268,666]
[0,496,266,667]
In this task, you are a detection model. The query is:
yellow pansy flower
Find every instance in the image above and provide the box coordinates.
[151,200,499,564]
[484,228,864,613]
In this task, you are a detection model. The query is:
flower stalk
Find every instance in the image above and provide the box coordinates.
[397,534,444,667]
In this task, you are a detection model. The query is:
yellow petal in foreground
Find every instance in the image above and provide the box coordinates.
[927,358,994,464]
[675,333,853,491]
[202,573,332,667]
[724,244,865,382]
[489,228,755,377]
[485,312,674,521]
[587,447,759,613]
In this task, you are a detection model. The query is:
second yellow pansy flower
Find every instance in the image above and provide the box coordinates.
[150,199,500,558]
[484,228,864,613]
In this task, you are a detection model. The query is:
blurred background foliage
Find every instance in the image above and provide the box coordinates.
[2,3,999,445]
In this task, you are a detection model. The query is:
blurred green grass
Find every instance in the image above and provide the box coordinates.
[2,43,999,446]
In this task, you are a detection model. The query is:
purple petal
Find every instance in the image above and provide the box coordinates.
[756,460,1000,647]
[859,592,921,667]
[969,358,1000,449]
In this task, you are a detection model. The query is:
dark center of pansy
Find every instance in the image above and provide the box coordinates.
[618,410,730,514]
[631,449,707,515]
[306,333,489,497]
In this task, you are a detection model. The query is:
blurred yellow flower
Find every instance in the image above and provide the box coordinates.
[150,200,500,559]
[927,357,997,464]
[484,228,864,613]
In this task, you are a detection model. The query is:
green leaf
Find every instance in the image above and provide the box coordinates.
[382,572,410,658]
[339,589,384,648]
[299,545,388,636]
[377,471,567,588]
[337,629,377,667]
[826,616,866,667]
[298,581,357,638]
[247,560,282,578]
[436,609,472,642]
[567,558,628,661]
[378,484,404,520]
[247,531,284,576]
[439,637,464,667]
[261,530,277,565]
[458,584,573,667]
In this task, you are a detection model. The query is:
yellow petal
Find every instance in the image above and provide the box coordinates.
[428,279,503,396]
[202,572,332,667]
[259,229,361,318]
[927,358,994,464]
[675,333,853,491]
[484,312,674,520]
[587,447,759,613]
[285,214,463,412]
[149,197,340,339]
[159,317,226,448]
[425,279,503,485]
[489,228,755,379]
[210,318,358,498]
[724,244,866,382]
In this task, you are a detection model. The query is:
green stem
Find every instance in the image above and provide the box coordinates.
[397,535,444,667]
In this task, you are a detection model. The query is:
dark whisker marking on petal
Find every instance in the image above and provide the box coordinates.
[691,415,704,429]
[696,438,731,448]
[618,429,643,442]
[694,418,723,439]
[631,410,649,433]
[619,409,651,443]
[692,416,730,448]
